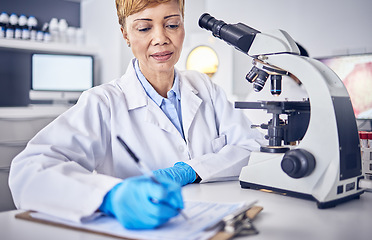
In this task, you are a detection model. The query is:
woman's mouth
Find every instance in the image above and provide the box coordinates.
[151,51,173,61]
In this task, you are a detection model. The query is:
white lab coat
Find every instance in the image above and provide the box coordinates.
[9,59,263,222]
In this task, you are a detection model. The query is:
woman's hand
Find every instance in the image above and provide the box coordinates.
[99,175,183,229]
[152,162,197,186]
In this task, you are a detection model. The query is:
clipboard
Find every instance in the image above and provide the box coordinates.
[210,205,263,240]
[15,211,134,239]
[15,203,263,240]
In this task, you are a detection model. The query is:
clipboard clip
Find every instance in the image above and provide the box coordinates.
[206,201,262,239]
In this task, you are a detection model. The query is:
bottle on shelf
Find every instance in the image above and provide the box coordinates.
[67,26,76,44]
[359,131,372,180]
[58,19,68,43]
[6,13,18,39]
[42,22,51,42]
[49,18,59,42]
[27,16,38,41]
[13,14,23,39]
[76,28,85,45]
[0,12,9,39]
[36,22,47,42]
[18,15,29,40]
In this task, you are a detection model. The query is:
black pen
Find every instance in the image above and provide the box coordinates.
[116,136,188,220]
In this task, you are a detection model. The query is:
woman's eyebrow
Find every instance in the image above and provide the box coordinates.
[164,14,181,19]
[133,14,181,22]
[134,18,152,22]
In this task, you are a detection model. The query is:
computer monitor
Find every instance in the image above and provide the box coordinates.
[30,53,94,105]
[317,53,372,120]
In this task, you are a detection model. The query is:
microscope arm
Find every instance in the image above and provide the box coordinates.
[248,29,300,57]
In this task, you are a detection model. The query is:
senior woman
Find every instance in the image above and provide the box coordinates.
[9,0,263,229]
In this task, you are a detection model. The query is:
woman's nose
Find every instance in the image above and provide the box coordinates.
[152,27,169,46]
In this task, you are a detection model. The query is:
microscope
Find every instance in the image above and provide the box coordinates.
[199,14,364,208]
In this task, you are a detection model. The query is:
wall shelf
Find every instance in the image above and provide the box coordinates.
[0,39,98,55]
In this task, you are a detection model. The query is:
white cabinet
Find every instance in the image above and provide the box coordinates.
[0,105,69,211]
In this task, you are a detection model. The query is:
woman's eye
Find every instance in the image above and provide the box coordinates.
[167,24,179,29]
[138,27,151,32]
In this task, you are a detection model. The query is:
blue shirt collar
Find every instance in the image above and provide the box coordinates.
[134,59,181,106]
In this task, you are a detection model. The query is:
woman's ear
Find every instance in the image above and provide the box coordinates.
[121,26,130,47]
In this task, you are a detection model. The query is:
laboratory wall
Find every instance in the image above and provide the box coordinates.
[81,0,128,84]
[204,0,372,57]
[2,0,371,103]
[83,0,372,101]
[199,0,372,99]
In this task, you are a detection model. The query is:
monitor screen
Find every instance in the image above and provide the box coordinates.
[317,53,372,120]
[31,53,94,104]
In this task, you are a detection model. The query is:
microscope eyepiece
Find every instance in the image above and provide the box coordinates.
[199,14,283,95]
[198,13,227,38]
[199,13,260,53]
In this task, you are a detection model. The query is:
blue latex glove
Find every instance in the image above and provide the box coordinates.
[99,175,183,229]
[152,162,197,186]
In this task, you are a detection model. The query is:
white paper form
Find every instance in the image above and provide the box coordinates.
[30,201,251,240]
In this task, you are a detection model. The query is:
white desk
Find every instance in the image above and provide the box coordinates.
[1,181,371,240]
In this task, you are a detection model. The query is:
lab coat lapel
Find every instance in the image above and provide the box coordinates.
[180,76,202,141]
[124,81,180,136]
[120,60,181,135]
[118,61,192,137]
[117,60,147,110]
[145,101,180,135]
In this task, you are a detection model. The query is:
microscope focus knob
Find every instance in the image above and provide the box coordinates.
[281,149,316,178]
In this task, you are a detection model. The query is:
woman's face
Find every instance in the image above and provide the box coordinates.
[122,0,185,78]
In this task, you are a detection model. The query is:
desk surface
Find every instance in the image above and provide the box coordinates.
[1,181,371,240]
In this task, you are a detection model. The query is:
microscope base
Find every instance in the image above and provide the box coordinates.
[240,181,364,209]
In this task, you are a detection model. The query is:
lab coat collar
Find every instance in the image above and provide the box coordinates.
[118,62,179,135]
[118,59,148,111]
[134,59,182,107]
[177,70,202,141]
[117,59,202,138]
